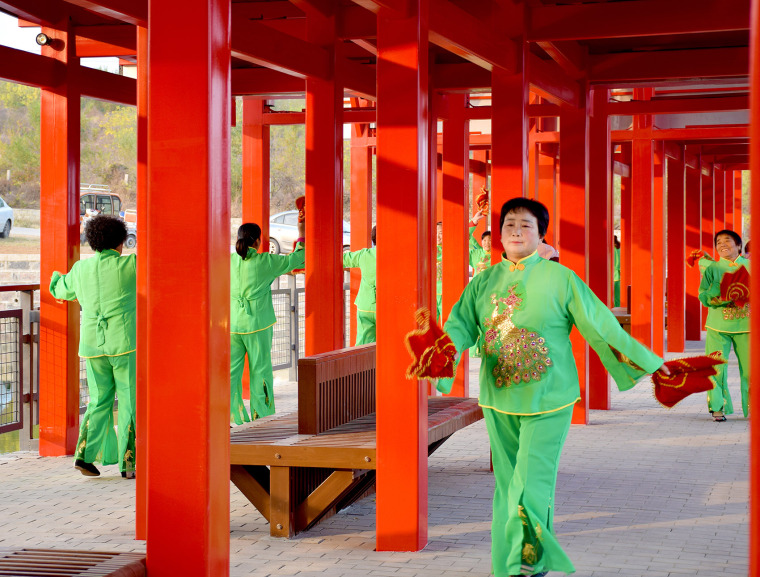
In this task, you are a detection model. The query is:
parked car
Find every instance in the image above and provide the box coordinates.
[0,196,13,238]
[268,210,350,254]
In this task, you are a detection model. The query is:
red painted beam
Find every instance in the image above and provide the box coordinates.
[529,0,750,42]
[80,66,136,105]
[339,4,377,39]
[63,0,147,26]
[376,0,430,552]
[587,88,611,410]
[734,171,744,234]
[440,94,469,396]
[38,19,80,458]
[232,19,329,79]
[263,108,377,125]
[232,68,305,96]
[607,95,749,116]
[630,89,654,348]
[242,98,271,249]
[231,1,304,21]
[428,0,515,71]
[652,142,665,356]
[751,0,760,564]
[684,160,702,340]
[351,0,408,15]
[612,125,750,142]
[76,24,137,57]
[433,62,490,91]
[529,53,581,109]
[0,45,63,89]
[666,151,686,353]
[537,40,587,80]
[0,0,62,25]
[146,0,231,574]
[591,47,749,85]
[135,23,147,542]
[304,10,345,356]
[559,101,590,425]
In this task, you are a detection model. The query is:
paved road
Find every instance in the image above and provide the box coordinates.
[0,338,748,576]
[9,226,40,238]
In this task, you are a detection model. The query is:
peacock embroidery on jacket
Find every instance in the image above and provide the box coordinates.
[483,283,552,388]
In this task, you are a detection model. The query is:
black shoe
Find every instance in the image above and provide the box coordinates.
[74,459,100,477]
[121,470,135,479]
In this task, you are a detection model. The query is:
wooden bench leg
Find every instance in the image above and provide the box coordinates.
[294,470,356,531]
[270,466,295,538]
[230,465,271,522]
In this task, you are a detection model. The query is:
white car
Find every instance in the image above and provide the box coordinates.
[0,197,13,238]
[268,210,350,254]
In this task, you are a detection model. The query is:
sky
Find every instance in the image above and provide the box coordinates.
[0,11,119,73]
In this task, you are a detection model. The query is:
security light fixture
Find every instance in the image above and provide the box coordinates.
[35,33,52,46]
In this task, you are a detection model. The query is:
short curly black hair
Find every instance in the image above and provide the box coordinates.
[85,215,128,252]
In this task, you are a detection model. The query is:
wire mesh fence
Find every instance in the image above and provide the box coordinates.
[0,311,22,435]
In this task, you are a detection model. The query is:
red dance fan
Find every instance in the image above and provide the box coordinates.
[295,195,305,223]
[405,308,457,380]
[719,265,750,308]
[652,352,726,408]
[686,249,713,268]
[476,187,489,216]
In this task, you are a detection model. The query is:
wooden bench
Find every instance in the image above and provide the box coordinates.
[230,344,483,538]
[0,549,145,576]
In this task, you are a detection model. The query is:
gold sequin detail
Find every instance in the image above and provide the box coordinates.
[723,303,750,321]
[483,284,552,388]
[509,263,526,272]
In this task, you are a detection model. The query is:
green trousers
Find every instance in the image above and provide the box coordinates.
[613,280,621,308]
[74,353,136,473]
[355,311,376,345]
[705,328,750,417]
[484,405,575,576]
[230,328,275,424]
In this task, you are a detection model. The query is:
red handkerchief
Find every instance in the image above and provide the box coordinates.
[686,250,713,268]
[719,265,750,307]
[405,308,457,380]
[295,195,305,223]
[652,352,726,408]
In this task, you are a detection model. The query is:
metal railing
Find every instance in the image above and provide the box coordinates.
[0,276,356,451]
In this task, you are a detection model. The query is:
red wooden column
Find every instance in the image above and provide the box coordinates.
[441,94,469,396]
[714,168,726,232]
[587,88,611,410]
[305,9,344,355]
[630,88,654,347]
[619,144,632,310]
[135,24,148,541]
[39,19,80,457]
[146,1,230,575]
[491,49,528,257]
[723,171,731,231]
[537,116,559,244]
[376,0,431,551]
[652,141,665,356]
[559,99,590,425]
[666,150,686,353]
[700,165,714,326]
[734,171,743,235]
[684,154,702,341]
[242,98,270,249]
[349,99,373,345]
[471,150,489,241]
[749,0,759,566]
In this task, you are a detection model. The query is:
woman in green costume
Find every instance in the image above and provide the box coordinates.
[439,198,668,576]
[230,221,305,424]
[343,225,376,345]
[698,229,750,422]
[50,215,136,479]
[469,210,493,277]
